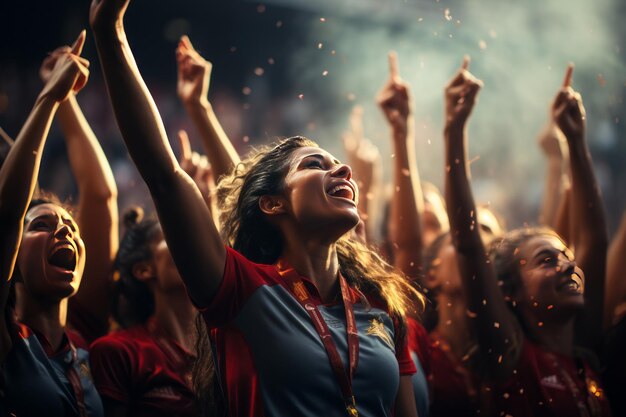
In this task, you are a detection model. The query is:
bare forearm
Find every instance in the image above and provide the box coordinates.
[567,138,608,252]
[93,26,178,184]
[540,158,564,228]
[184,101,239,180]
[58,95,117,199]
[390,122,424,277]
[444,124,519,377]
[0,96,58,221]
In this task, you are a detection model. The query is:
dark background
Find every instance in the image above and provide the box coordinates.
[1,0,624,235]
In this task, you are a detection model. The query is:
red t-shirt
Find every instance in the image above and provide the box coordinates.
[89,321,197,417]
[494,340,612,417]
[426,330,496,416]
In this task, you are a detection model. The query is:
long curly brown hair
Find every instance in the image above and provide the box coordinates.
[192,136,424,416]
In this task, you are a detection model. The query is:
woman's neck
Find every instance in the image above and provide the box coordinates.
[152,288,195,351]
[524,312,575,355]
[434,292,475,359]
[281,239,340,303]
[17,286,67,351]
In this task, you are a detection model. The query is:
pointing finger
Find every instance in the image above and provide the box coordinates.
[178,129,192,162]
[562,63,574,88]
[388,51,399,82]
[70,30,87,56]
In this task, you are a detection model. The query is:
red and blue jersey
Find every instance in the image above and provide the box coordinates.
[198,247,416,417]
[0,323,103,417]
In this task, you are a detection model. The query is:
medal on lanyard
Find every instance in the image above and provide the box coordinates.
[279,263,360,417]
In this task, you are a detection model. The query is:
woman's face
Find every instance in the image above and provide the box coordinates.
[426,236,463,297]
[280,146,360,237]
[515,234,584,318]
[17,203,85,300]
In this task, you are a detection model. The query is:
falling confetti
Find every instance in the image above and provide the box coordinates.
[298,94,304,100]
[597,74,606,87]
[257,4,266,13]
[322,70,329,76]
[401,168,410,176]
[444,8,452,21]
[268,57,275,65]
[242,87,252,95]
[318,42,323,49]
[320,17,326,22]
[230,46,237,53]
[479,40,487,50]
[489,29,498,38]
[254,67,265,76]
[418,17,423,22]
[243,136,250,143]
[276,20,283,28]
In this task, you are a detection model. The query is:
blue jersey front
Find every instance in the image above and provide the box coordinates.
[199,247,416,417]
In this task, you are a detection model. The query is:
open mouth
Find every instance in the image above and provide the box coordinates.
[48,243,77,272]
[556,273,583,293]
[327,183,355,202]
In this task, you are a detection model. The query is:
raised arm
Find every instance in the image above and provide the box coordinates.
[40,49,119,334]
[443,57,521,379]
[377,52,423,279]
[90,0,225,307]
[177,129,219,226]
[537,122,569,229]
[176,35,240,181]
[0,33,89,359]
[342,106,382,243]
[552,65,609,341]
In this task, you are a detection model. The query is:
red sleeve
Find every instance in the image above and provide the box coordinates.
[396,325,418,376]
[197,246,277,328]
[89,336,134,404]
[407,318,430,377]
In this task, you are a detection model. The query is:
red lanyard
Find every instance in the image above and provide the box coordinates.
[278,263,360,417]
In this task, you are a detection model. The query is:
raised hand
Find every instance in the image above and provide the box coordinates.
[342,107,381,198]
[377,52,411,137]
[444,56,483,129]
[176,35,212,107]
[39,31,89,103]
[552,64,586,140]
[89,0,129,30]
[177,129,215,205]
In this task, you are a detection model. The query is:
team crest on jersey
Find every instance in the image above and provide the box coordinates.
[366,318,394,349]
[293,281,309,301]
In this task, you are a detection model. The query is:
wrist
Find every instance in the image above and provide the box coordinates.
[183,98,210,112]
[444,120,465,137]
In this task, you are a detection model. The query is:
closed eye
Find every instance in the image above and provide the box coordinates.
[304,159,324,169]
[30,220,51,231]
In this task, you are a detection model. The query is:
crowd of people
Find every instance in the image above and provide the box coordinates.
[1,1,625,416]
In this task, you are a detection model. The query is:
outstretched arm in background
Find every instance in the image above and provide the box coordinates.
[443,57,521,380]
[538,120,569,230]
[40,49,119,338]
[553,65,609,342]
[177,129,219,226]
[0,33,89,359]
[377,52,424,280]
[343,106,382,243]
[176,35,239,181]
[90,0,225,307]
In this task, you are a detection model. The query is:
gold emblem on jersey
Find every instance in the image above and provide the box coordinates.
[366,318,394,349]
[293,281,309,301]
